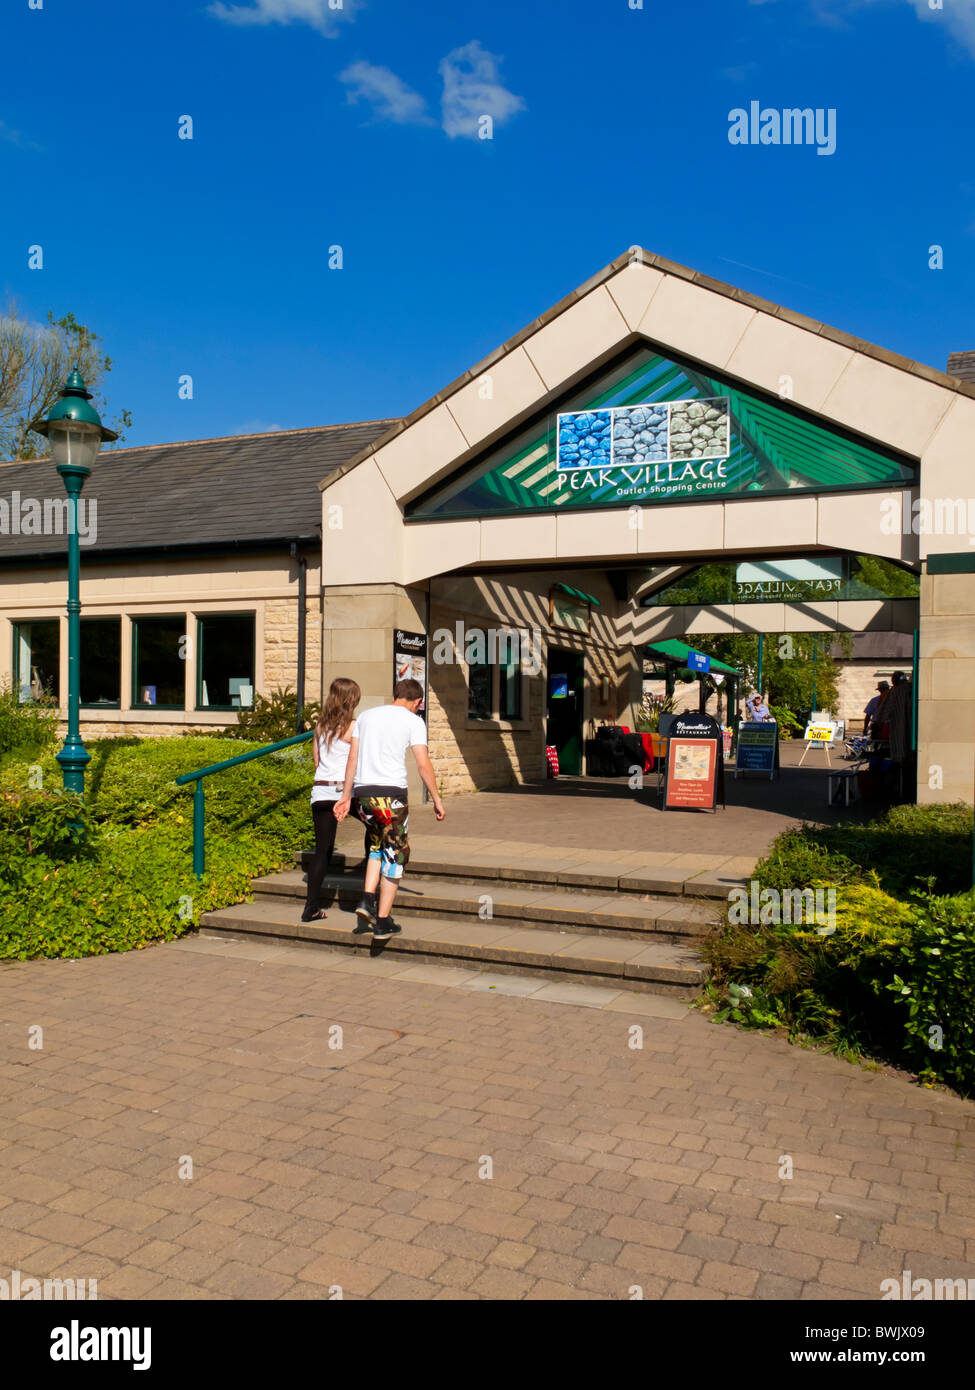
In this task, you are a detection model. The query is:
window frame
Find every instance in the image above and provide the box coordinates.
[463,633,530,730]
[79,616,123,710]
[195,611,257,712]
[131,614,188,711]
[12,618,61,707]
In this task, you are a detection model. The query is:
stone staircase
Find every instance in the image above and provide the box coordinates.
[198,845,730,999]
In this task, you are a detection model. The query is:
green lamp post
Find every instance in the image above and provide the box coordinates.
[29,369,117,795]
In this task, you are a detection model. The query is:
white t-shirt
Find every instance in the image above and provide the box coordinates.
[311,719,357,804]
[354,704,427,791]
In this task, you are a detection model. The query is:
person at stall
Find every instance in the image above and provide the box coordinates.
[863,680,889,736]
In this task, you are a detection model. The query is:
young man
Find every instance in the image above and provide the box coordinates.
[334,678,445,941]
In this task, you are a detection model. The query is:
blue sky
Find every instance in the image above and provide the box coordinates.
[2,0,974,448]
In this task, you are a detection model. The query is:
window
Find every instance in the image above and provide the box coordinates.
[132,616,186,708]
[13,621,60,704]
[466,633,525,723]
[467,659,493,721]
[197,614,256,710]
[80,618,121,707]
[499,650,522,720]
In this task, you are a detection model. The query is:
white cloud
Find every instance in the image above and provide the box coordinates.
[338,61,435,125]
[0,122,42,152]
[208,0,358,36]
[439,40,525,139]
[799,0,975,57]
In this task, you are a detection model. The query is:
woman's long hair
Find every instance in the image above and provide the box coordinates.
[316,677,361,750]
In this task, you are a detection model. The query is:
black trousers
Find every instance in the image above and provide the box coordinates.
[304,800,339,914]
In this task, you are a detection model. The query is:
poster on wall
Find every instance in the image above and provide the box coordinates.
[393,629,427,719]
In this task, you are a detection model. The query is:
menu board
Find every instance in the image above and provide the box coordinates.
[664,736,720,811]
[735,721,780,779]
[393,629,427,719]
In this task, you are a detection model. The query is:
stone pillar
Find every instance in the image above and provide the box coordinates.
[916,557,975,806]
[322,582,429,802]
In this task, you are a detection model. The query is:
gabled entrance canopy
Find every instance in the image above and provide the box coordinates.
[320,246,973,590]
[407,344,916,520]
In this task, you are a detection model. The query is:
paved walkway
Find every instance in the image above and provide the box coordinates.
[1,934,973,1300]
[337,741,864,860]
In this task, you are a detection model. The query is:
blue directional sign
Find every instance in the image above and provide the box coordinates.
[687,650,710,674]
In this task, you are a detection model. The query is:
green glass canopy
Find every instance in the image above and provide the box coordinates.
[408,345,916,519]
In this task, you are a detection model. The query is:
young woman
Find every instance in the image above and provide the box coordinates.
[302,677,361,923]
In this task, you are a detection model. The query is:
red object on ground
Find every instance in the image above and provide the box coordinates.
[638,732,655,773]
[545,745,560,778]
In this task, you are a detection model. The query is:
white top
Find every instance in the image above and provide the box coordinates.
[311,719,357,804]
[354,704,427,790]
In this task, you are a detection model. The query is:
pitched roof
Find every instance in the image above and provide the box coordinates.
[324,246,975,489]
[0,420,397,562]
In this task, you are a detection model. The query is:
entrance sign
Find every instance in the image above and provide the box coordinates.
[735,721,780,780]
[687,650,710,674]
[393,629,427,718]
[734,557,844,602]
[409,345,916,520]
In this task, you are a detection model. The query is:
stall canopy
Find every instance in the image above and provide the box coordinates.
[644,639,740,676]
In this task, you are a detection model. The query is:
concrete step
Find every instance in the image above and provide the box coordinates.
[258,869,720,942]
[197,896,705,997]
[296,848,745,900]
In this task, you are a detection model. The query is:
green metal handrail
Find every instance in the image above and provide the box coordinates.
[176,731,313,879]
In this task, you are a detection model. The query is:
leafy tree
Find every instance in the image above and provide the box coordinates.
[0,306,131,460]
[682,630,852,720]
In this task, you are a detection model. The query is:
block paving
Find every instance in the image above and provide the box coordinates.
[1,932,974,1300]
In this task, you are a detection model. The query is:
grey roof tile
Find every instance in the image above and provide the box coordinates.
[0,419,397,562]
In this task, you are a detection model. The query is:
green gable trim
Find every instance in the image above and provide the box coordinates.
[553,582,600,607]
[408,345,916,520]
[646,639,741,677]
[926,553,975,574]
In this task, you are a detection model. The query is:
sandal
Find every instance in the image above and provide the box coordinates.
[300,908,328,922]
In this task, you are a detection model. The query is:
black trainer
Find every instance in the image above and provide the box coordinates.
[372,917,402,941]
[355,893,378,928]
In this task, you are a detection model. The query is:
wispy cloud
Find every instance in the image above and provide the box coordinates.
[338,61,435,125]
[208,0,358,36]
[758,0,975,59]
[0,122,42,152]
[439,40,525,139]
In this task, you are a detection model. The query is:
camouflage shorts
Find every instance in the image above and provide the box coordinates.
[356,796,410,881]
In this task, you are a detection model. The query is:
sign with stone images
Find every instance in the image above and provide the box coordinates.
[556,397,731,501]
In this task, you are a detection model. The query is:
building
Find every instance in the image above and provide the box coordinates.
[2,248,973,804]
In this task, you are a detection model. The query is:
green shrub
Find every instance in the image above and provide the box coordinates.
[752,804,972,899]
[889,889,975,1094]
[220,686,316,742]
[0,732,319,961]
[706,804,975,1093]
[753,831,863,894]
[0,679,58,759]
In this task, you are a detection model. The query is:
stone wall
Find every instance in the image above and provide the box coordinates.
[427,579,625,795]
[264,593,323,707]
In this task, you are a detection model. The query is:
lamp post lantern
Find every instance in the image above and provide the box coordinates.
[29,369,117,795]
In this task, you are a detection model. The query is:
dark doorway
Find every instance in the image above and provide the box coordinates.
[546,648,585,775]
